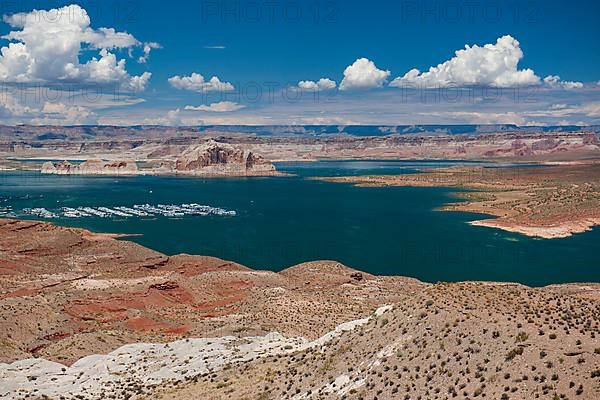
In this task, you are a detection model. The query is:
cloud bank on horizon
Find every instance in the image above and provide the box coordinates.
[0,3,598,126]
[184,101,245,112]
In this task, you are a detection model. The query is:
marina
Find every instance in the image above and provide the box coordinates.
[16,203,236,220]
[1,163,598,286]
[0,206,14,217]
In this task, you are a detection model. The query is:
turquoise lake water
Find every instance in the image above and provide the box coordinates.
[1,161,598,286]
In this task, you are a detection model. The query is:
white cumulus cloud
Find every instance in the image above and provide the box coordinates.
[0,92,98,124]
[543,75,583,90]
[298,78,337,91]
[390,35,539,88]
[545,102,600,118]
[168,73,235,92]
[550,104,569,110]
[339,58,390,91]
[0,4,152,90]
[32,102,96,125]
[184,101,245,112]
[0,92,32,117]
[138,42,161,64]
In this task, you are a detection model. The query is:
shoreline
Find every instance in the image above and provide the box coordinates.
[39,170,292,178]
[2,216,598,287]
[468,217,600,239]
[317,163,600,240]
[0,165,292,178]
[4,161,600,240]
[80,231,143,241]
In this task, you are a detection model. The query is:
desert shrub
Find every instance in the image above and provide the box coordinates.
[505,347,524,361]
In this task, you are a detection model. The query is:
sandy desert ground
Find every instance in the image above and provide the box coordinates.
[0,219,599,399]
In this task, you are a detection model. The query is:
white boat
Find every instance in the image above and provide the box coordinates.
[81,207,109,217]
[12,202,236,220]
[97,207,132,217]
[22,207,59,219]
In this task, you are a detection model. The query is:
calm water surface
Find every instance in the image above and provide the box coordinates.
[1,161,598,286]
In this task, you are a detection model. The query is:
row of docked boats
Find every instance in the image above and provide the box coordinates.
[17,203,237,219]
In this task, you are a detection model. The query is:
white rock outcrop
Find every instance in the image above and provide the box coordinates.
[0,306,392,399]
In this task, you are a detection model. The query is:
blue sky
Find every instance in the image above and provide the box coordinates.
[0,0,599,125]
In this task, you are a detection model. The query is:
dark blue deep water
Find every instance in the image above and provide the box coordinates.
[1,161,598,286]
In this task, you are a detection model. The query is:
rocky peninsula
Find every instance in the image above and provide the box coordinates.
[318,162,600,239]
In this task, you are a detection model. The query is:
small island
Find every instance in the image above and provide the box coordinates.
[41,140,283,177]
[41,160,140,175]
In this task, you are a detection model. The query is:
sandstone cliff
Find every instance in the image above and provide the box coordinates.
[174,140,277,176]
[3,129,599,164]
[41,160,138,175]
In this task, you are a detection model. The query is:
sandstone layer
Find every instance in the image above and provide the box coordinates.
[41,160,139,175]
[37,141,281,177]
[1,128,598,164]
[0,218,418,366]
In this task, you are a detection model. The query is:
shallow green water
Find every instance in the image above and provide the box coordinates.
[1,161,598,286]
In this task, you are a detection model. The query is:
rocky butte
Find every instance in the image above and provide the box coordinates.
[39,140,281,177]
[173,140,278,176]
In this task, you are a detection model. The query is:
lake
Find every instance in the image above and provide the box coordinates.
[1,160,598,286]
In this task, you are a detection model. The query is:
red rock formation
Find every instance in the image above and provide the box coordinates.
[175,140,276,176]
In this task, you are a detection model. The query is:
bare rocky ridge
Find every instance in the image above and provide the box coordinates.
[0,218,599,399]
[1,128,599,165]
[0,306,393,400]
[0,219,417,366]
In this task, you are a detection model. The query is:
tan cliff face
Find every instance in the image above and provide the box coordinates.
[41,159,139,175]
[1,130,599,163]
[174,140,276,175]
